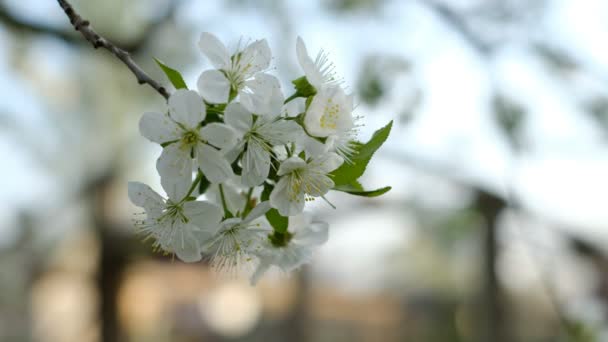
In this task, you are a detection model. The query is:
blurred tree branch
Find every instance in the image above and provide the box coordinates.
[0,0,180,54]
[55,0,169,99]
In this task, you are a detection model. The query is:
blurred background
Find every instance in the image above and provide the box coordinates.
[1,0,608,341]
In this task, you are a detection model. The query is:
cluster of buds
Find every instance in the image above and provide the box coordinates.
[129,33,392,284]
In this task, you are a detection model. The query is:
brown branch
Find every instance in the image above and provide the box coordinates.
[56,0,170,100]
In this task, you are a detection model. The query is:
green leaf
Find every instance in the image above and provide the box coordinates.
[154,58,188,90]
[261,184,288,233]
[330,120,393,186]
[333,184,391,197]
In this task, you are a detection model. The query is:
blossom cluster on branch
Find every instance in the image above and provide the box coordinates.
[129,33,392,284]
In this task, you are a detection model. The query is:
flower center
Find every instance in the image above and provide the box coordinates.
[320,98,340,130]
[158,202,188,225]
[180,130,200,148]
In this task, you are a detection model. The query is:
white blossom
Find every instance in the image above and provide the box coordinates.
[197,32,283,115]
[296,36,341,90]
[304,86,354,138]
[250,212,329,284]
[202,201,271,275]
[128,181,223,262]
[139,90,237,186]
[224,102,302,186]
[269,152,343,216]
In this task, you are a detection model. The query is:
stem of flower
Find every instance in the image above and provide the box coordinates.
[218,184,232,217]
[284,92,300,104]
[241,187,255,217]
[182,171,203,201]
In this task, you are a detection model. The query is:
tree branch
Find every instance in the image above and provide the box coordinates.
[56,0,170,100]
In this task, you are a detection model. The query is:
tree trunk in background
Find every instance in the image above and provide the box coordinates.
[282,267,310,342]
[88,172,127,342]
[475,190,509,342]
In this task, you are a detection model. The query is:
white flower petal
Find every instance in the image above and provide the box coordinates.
[139,112,181,144]
[168,89,207,129]
[197,70,230,104]
[200,123,238,150]
[297,133,327,158]
[196,143,233,183]
[302,174,333,197]
[182,201,223,233]
[242,141,271,187]
[224,102,253,134]
[270,176,305,216]
[240,74,283,116]
[277,156,306,176]
[250,260,271,285]
[314,152,344,173]
[292,220,329,247]
[240,39,271,75]
[128,182,164,211]
[198,32,230,69]
[257,119,302,146]
[296,36,322,88]
[173,224,202,262]
[242,201,271,224]
[156,143,193,201]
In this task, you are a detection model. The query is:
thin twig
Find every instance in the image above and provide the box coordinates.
[56,0,169,100]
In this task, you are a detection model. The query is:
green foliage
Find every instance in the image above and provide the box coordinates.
[333,183,391,197]
[154,58,188,90]
[261,184,288,233]
[330,120,392,186]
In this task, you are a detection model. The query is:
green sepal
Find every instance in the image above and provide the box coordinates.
[330,120,393,186]
[261,184,288,233]
[184,196,197,202]
[154,58,188,90]
[268,230,293,247]
[291,76,317,98]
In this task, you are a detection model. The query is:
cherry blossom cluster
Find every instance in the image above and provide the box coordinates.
[129,33,391,284]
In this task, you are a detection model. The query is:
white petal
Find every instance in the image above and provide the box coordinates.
[296,36,322,88]
[197,70,230,104]
[277,156,306,176]
[250,259,271,285]
[314,152,344,173]
[240,74,283,116]
[196,143,234,184]
[270,177,305,216]
[292,220,329,247]
[297,134,327,158]
[156,143,193,201]
[257,119,302,146]
[224,102,253,134]
[240,39,271,75]
[173,224,202,262]
[302,173,333,197]
[182,201,223,233]
[200,123,238,150]
[242,141,271,187]
[128,182,164,211]
[198,32,230,69]
[242,201,271,224]
[139,112,181,144]
[168,89,206,129]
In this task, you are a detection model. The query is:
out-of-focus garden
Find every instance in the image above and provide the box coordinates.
[1,0,608,341]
